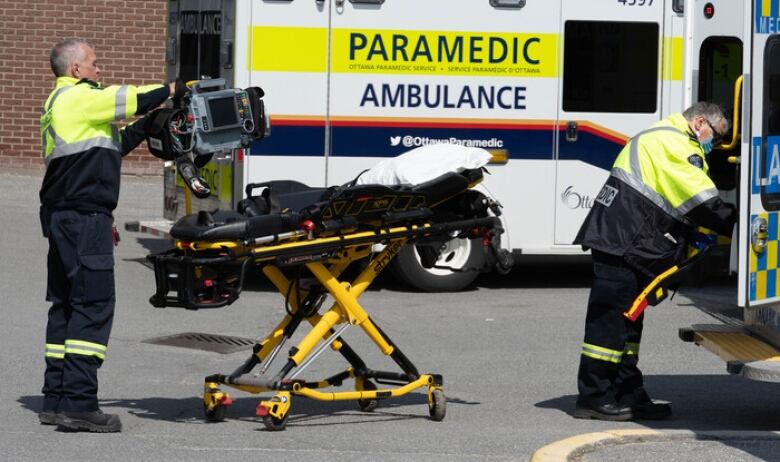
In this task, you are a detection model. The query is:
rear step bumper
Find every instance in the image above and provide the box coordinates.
[680,324,780,382]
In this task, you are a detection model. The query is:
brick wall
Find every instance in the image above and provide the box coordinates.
[0,0,167,175]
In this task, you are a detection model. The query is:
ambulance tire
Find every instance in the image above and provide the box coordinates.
[389,237,482,292]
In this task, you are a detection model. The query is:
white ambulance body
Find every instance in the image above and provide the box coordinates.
[157,0,690,290]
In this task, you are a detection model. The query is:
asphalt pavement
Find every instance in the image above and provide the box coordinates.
[2,171,780,461]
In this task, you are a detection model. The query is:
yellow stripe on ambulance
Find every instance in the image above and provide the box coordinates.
[250,26,557,78]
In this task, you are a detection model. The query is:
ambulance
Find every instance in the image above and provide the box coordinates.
[143,0,780,380]
[147,0,702,291]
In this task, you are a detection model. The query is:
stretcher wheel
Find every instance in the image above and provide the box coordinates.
[203,402,227,422]
[357,379,378,412]
[428,389,446,421]
[262,413,288,431]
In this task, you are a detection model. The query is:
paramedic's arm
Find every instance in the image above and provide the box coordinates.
[115,84,174,155]
[118,118,150,156]
[84,83,173,125]
[673,158,737,237]
[136,85,171,114]
[685,197,736,237]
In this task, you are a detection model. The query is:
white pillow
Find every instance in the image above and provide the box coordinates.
[355,144,492,186]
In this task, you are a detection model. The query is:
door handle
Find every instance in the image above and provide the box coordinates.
[719,75,743,150]
[566,121,578,143]
[752,216,768,254]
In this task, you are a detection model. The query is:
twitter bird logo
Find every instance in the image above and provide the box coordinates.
[390,136,401,146]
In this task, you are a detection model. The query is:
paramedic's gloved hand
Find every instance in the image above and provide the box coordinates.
[170,77,188,106]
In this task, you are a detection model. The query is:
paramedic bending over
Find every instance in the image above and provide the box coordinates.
[572,102,736,421]
[38,38,176,432]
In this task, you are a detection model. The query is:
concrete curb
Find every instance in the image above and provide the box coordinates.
[530,429,780,462]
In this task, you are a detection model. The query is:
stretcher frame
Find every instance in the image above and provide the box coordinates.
[155,216,500,430]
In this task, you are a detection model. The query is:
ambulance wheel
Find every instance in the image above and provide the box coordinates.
[262,413,288,431]
[389,238,482,292]
[429,389,446,421]
[203,403,227,422]
[357,380,378,412]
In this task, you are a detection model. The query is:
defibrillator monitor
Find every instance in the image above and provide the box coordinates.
[181,79,268,155]
[145,78,269,159]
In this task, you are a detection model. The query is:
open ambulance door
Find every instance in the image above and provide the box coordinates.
[163,0,239,221]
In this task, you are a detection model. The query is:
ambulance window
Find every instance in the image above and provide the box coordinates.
[698,37,741,191]
[562,21,658,113]
[179,10,223,82]
[761,36,780,210]
[698,37,742,121]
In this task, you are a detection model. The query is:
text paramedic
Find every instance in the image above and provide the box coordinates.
[360,83,527,110]
[349,32,541,66]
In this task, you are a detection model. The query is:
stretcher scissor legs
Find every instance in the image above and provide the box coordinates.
[201,239,446,430]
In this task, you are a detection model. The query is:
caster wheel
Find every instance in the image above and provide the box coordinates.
[262,413,288,431]
[357,379,378,412]
[204,402,227,422]
[429,389,446,421]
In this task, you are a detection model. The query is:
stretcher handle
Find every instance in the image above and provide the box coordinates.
[623,246,714,321]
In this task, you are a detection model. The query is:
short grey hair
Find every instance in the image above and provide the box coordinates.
[50,38,91,77]
[683,101,730,132]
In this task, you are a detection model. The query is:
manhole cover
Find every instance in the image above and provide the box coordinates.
[143,332,256,354]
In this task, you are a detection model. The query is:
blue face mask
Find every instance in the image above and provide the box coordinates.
[700,136,714,154]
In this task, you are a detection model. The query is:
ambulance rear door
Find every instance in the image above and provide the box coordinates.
[165,0,237,219]
[555,0,667,246]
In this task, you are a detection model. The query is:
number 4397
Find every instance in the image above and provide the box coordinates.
[618,0,654,5]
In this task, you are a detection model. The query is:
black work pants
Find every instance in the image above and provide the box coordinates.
[577,251,651,408]
[42,210,115,413]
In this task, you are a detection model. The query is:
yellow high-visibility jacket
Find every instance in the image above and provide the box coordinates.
[574,113,735,275]
[39,76,168,214]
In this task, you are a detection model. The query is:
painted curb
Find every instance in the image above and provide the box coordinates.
[529,429,780,462]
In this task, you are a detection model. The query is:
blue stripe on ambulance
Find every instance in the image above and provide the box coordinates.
[250,125,623,170]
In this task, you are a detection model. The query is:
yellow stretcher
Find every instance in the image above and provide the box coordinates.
[147,168,506,430]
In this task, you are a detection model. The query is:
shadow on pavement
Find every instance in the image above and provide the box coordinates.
[19,391,478,429]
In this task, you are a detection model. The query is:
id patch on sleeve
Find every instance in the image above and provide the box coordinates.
[595,184,618,207]
[688,154,704,169]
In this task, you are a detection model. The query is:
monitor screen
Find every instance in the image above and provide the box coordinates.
[208,96,239,128]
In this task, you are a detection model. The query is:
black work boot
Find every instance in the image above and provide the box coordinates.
[633,400,672,420]
[57,410,122,433]
[573,402,633,421]
[38,411,61,425]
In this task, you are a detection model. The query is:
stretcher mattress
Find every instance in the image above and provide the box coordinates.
[169,169,483,242]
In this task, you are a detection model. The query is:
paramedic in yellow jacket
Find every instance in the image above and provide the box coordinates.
[38,38,176,432]
[572,102,736,421]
